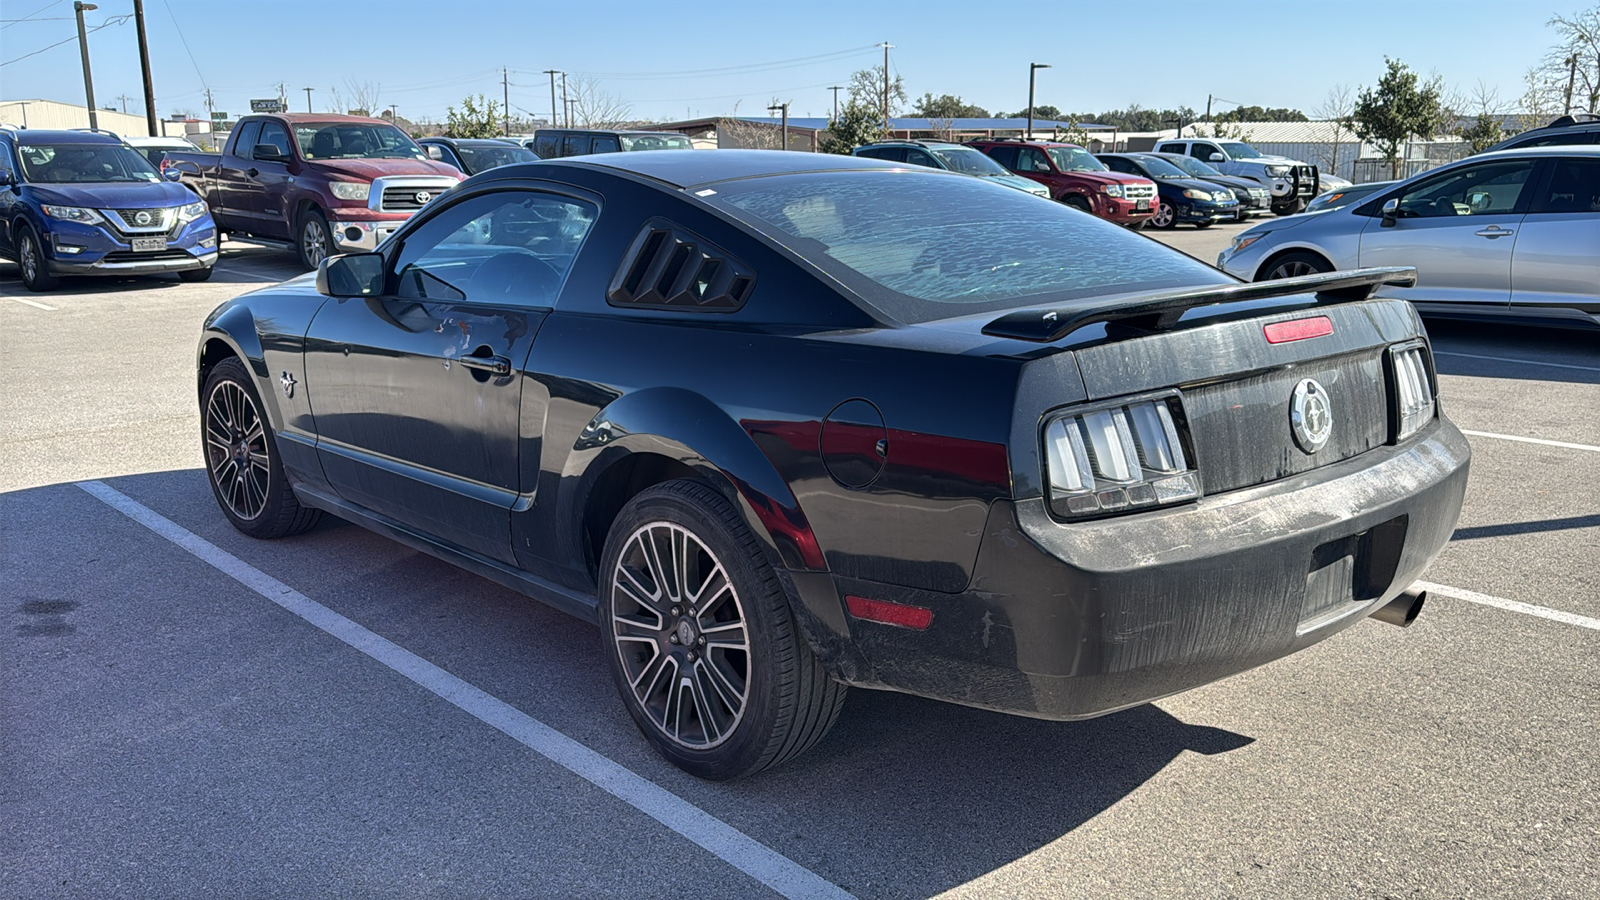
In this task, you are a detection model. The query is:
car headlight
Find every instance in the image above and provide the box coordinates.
[174,200,208,225]
[1182,188,1212,200]
[1101,184,1124,198]
[1229,231,1268,253]
[329,181,371,201]
[1214,191,1233,201]
[1266,165,1291,177]
[1043,396,1200,519]
[41,205,104,225]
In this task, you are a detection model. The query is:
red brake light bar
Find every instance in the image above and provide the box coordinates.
[1264,316,1334,344]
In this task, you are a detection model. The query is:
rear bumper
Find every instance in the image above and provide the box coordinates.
[810,417,1470,719]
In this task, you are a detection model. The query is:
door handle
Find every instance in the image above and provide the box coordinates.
[247,167,259,178]
[457,355,511,376]
[1474,226,1513,238]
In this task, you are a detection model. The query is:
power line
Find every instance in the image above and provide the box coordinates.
[0,14,129,68]
[512,45,879,81]
[159,0,208,97]
[0,0,68,29]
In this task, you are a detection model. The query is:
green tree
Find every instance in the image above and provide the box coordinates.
[1455,114,1507,153]
[1007,104,1063,120]
[444,94,503,138]
[1348,58,1448,179]
[849,66,907,119]
[911,93,988,118]
[820,99,885,154]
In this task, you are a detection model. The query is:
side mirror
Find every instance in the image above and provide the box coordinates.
[316,252,384,298]
[424,145,443,160]
[1207,153,1225,162]
[164,168,183,182]
[0,170,13,187]
[1381,197,1399,225]
[253,143,288,162]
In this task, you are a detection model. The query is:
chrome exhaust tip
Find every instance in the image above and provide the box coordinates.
[1371,588,1426,628]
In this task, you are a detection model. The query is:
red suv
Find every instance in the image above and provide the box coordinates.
[968,139,1157,226]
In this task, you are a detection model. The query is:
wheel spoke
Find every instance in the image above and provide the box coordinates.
[696,656,744,719]
[641,529,677,606]
[613,612,662,642]
[686,668,724,743]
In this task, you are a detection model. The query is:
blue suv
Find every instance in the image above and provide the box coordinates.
[0,128,217,291]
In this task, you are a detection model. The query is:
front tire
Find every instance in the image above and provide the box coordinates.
[1194,221,1213,229]
[1260,251,1332,281]
[1274,197,1305,216]
[1061,195,1092,214]
[201,357,322,538]
[599,480,846,780]
[17,225,59,292]
[296,209,333,270]
[1148,199,1176,229]
[179,266,214,283]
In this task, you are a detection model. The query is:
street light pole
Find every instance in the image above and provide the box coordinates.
[768,102,789,150]
[561,73,569,127]
[1027,62,1051,139]
[829,86,842,122]
[73,2,100,131]
[133,0,158,136]
[544,70,561,128]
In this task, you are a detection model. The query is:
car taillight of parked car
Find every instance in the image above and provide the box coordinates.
[1388,343,1436,443]
[1042,394,1200,519]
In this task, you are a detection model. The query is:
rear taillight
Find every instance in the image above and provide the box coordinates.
[1389,342,1436,442]
[1042,395,1200,519]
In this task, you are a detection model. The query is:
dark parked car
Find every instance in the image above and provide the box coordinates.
[0,128,217,290]
[1147,151,1273,219]
[197,150,1468,779]
[1303,180,1395,214]
[1484,112,1600,152]
[531,128,693,160]
[418,137,539,175]
[1098,152,1240,228]
[852,140,1051,197]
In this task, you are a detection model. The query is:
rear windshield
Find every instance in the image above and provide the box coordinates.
[619,134,693,151]
[457,143,538,172]
[705,170,1223,324]
[16,143,161,183]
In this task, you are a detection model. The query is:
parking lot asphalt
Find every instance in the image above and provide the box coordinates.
[2,229,1596,899]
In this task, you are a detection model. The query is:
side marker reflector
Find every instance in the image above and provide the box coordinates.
[845,595,933,631]
[1264,316,1334,343]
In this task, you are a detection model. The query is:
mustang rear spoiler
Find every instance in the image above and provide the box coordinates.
[981,266,1419,343]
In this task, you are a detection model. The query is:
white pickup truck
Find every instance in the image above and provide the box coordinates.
[1155,138,1319,215]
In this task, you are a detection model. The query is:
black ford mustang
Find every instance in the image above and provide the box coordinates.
[197,150,1470,779]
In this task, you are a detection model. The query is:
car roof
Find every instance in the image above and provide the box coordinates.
[420,137,520,147]
[267,113,389,124]
[10,129,122,144]
[1471,144,1600,160]
[545,148,909,188]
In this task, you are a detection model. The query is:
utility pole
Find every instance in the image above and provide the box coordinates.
[133,0,158,136]
[387,103,398,123]
[768,102,789,150]
[544,70,561,128]
[115,94,132,114]
[1564,54,1578,115]
[502,67,510,135]
[203,88,214,125]
[1027,62,1051,139]
[303,87,314,113]
[565,98,576,129]
[829,85,842,122]
[1205,94,1214,122]
[74,2,100,130]
[879,42,893,136]
[561,73,570,127]
[277,82,288,111]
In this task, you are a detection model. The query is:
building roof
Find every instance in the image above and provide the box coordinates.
[649,115,1114,133]
[1137,120,1464,145]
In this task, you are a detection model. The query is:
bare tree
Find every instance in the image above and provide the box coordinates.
[1313,84,1354,178]
[1540,8,1600,115]
[928,116,955,141]
[326,79,382,116]
[1518,64,1566,132]
[567,76,632,129]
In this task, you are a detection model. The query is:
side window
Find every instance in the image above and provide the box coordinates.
[258,121,292,157]
[438,146,464,170]
[232,121,262,155]
[1103,157,1134,175]
[984,146,1019,169]
[1155,142,1185,155]
[1530,158,1600,213]
[1190,143,1218,160]
[0,141,14,179]
[1017,147,1053,173]
[1393,161,1536,218]
[856,147,900,162]
[534,134,560,158]
[904,149,938,168]
[591,135,620,153]
[563,134,592,156]
[391,190,598,307]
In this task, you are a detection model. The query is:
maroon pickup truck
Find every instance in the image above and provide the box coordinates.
[167,113,462,268]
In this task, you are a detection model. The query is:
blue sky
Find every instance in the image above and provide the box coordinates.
[1,0,1591,124]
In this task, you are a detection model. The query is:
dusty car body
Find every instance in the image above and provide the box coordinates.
[195,151,1469,778]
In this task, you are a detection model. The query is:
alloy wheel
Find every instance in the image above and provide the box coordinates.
[1269,260,1320,279]
[20,234,38,283]
[204,380,271,521]
[1150,201,1175,228]
[609,521,750,750]
[302,218,330,267]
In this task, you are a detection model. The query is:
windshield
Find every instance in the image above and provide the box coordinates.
[1136,156,1190,178]
[456,144,538,173]
[707,170,1221,325]
[1046,146,1107,172]
[930,146,1010,177]
[16,143,161,184]
[619,134,693,151]
[1170,156,1222,177]
[294,122,427,160]
[1217,141,1262,159]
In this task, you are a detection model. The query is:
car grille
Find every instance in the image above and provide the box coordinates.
[102,207,176,234]
[1122,183,1156,200]
[381,187,440,212]
[99,249,194,264]
[1296,166,1317,193]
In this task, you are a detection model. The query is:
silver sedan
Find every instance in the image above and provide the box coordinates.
[1218,146,1600,327]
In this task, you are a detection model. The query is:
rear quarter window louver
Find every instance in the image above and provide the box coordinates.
[607,220,755,312]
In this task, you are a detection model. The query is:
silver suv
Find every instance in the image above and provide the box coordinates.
[1217,146,1600,328]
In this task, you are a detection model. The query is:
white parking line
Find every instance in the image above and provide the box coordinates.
[1433,350,1600,374]
[5,296,56,310]
[76,480,854,900]
[1416,581,1600,632]
[1460,430,1600,454]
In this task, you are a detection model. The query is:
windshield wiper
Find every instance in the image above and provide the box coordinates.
[981,267,1419,343]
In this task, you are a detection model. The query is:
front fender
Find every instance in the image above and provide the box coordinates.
[199,300,274,416]
[562,386,825,574]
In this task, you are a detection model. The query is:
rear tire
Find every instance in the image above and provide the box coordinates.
[17,225,59,292]
[201,357,322,538]
[599,479,846,780]
[1259,251,1332,281]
